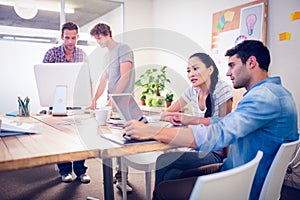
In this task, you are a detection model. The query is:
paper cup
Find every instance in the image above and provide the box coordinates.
[95,107,111,125]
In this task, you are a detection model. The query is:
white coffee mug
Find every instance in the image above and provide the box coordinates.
[95,107,111,125]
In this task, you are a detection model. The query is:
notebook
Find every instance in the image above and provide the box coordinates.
[0,117,42,137]
[100,131,156,146]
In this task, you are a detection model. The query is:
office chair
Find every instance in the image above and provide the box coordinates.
[189,150,263,200]
[120,151,164,200]
[259,137,300,200]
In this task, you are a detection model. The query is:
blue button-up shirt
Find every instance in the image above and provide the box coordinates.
[192,76,299,200]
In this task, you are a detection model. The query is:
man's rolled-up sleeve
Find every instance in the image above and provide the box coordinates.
[191,124,209,150]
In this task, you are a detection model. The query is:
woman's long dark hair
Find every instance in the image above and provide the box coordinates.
[189,53,219,117]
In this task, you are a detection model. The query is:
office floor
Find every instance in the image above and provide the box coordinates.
[0,158,299,200]
[0,159,147,200]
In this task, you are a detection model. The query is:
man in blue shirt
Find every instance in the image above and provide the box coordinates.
[124,40,299,200]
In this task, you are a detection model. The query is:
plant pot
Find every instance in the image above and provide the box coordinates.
[166,101,172,108]
[140,100,146,106]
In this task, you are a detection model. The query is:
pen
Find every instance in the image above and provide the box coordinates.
[24,96,30,116]
[18,97,27,116]
[138,116,144,122]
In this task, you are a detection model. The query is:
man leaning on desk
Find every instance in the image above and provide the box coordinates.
[42,22,90,184]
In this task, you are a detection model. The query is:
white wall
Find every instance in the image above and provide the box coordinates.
[0,40,50,114]
[267,0,300,129]
[123,0,253,104]
[151,0,252,52]
[0,4,123,114]
[0,40,96,114]
[123,0,153,31]
[123,0,252,42]
[1,0,300,128]
[81,5,124,38]
[124,0,300,128]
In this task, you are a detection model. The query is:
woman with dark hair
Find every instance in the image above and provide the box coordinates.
[156,52,233,186]
[166,52,231,118]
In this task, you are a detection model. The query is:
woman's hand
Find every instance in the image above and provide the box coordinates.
[161,112,187,125]
[162,112,203,126]
[160,111,173,122]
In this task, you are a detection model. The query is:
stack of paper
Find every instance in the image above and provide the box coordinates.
[0,117,41,136]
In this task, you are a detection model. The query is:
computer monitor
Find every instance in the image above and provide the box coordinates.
[34,62,92,116]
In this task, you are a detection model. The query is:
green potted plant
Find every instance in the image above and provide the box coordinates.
[165,92,174,108]
[140,93,146,106]
[135,66,171,107]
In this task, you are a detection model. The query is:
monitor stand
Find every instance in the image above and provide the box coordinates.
[52,85,67,116]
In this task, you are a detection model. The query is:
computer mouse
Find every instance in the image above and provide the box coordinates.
[39,110,47,114]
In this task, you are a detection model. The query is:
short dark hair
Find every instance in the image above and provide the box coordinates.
[61,22,79,35]
[225,40,270,71]
[90,23,112,37]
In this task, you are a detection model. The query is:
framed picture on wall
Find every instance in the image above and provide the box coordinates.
[239,3,264,42]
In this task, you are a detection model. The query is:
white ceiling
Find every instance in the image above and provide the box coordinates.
[0,0,122,30]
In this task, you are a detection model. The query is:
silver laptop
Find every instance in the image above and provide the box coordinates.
[101,93,169,145]
[109,93,149,123]
[109,93,172,125]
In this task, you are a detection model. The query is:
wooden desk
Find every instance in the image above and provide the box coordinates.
[0,115,98,172]
[0,114,174,199]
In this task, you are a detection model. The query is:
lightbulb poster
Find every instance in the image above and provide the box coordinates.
[210,0,267,108]
[239,3,264,41]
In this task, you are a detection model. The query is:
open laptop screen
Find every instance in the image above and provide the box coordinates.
[109,93,144,121]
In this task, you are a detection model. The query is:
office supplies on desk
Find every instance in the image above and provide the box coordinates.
[0,117,41,136]
[109,124,124,129]
[18,96,30,117]
[106,118,126,126]
[6,111,19,117]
